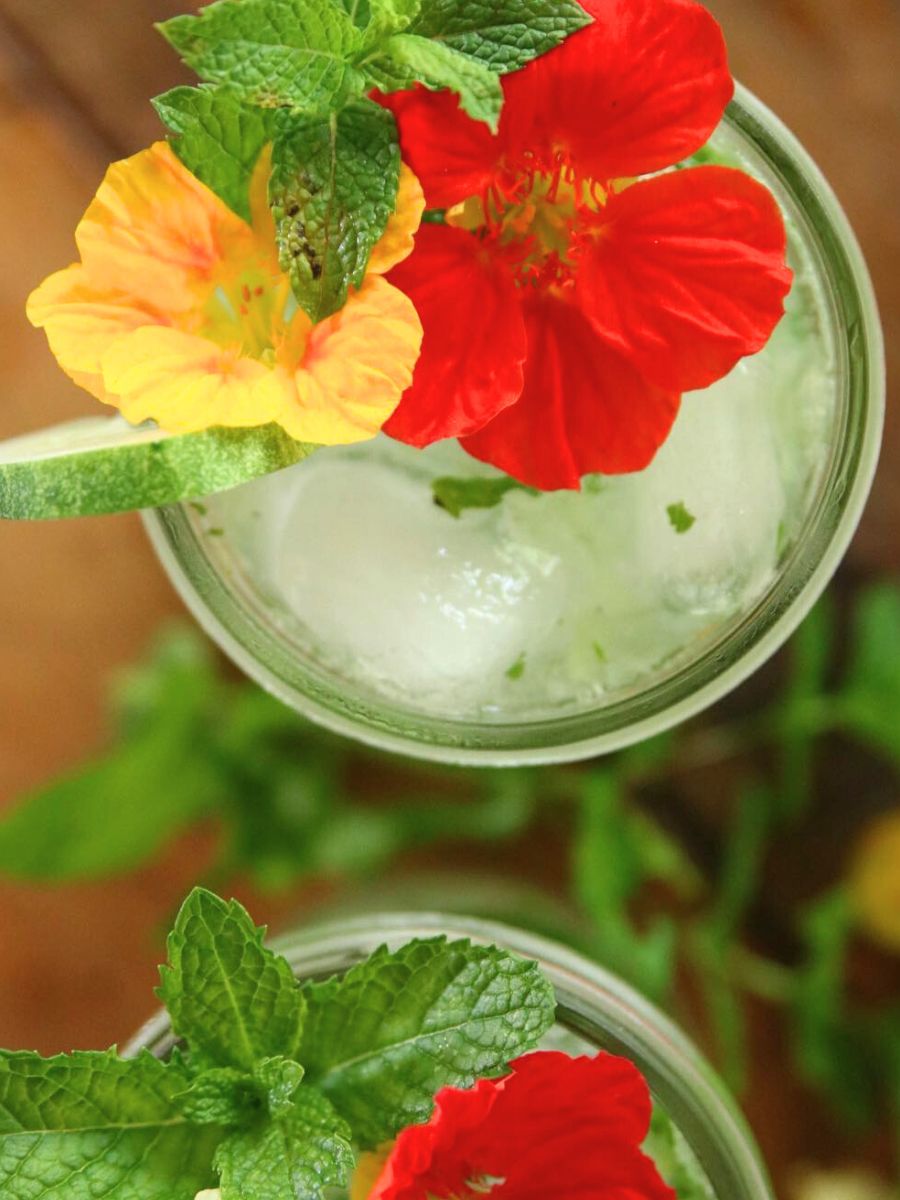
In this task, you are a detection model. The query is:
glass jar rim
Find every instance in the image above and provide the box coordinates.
[124,911,773,1200]
[144,83,885,766]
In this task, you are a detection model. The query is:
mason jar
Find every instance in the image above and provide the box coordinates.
[144,84,884,766]
[125,912,773,1200]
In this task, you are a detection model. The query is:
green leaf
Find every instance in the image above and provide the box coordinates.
[153,85,274,221]
[408,0,592,73]
[178,1058,305,1126]
[775,593,836,819]
[159,889,307,1072]
[270,100,400,321]
[792,889,875,1125]
[158,0,365,114]
[432,474,538,517]
[666,501,696,534]
[375,34,503,129]
[176,1067,264,1126]
[360,0,422,42]
[300,937,555,1145]
[215,1086,353,1200]
[572,771,677,1003]
[644,1107,715,1200]
[0,635,224,881]
[256,1058,307,1119]
[0,1050,218,1200]
[841,583,900,765]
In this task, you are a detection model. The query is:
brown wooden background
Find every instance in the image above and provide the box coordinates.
[0,1,898,1193]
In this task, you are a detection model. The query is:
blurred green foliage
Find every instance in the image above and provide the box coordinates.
[1,582,899,1164]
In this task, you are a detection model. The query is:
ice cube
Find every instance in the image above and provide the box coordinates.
[248,443,569,706]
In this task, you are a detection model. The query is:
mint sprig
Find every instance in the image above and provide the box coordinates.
[300,936,556,1146]
[154,0,592,319]
[0,887,557,1200]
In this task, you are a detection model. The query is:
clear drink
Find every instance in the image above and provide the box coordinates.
[145,87,883,764]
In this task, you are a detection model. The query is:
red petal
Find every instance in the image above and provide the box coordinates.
[370,1052,675,1200]
[575,166,794,392]
[499,0,734,182]
[461,294,679,489]
[378,88,501,209]
[385,225,526,446]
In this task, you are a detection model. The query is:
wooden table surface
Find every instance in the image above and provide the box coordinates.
[0,1,897,1191]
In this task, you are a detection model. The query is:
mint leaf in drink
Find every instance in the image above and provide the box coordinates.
[159,889,307,1072]
[153,85,274,222]
[215,1086,354,1200]
[432,474,539,517]
[376,35,503,130]
[408,0,592,73]
[157,0,365,115]
[270,100,400,321]
[300,937,556,1146]
[667,501,696,534]
[0,1050,218,1200]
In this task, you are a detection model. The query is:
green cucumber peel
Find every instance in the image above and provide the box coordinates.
[0,416,316,520]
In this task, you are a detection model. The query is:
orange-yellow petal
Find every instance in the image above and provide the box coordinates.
[26,264,164,403]
[273,275,422,443]
[351,1144,395,1200]
[367,164,426,276]
[100,326,287,433]
[76,142,256,315]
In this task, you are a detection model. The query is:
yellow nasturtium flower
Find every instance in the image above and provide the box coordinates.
[351,1142,395,1200]
[27,143,425,443]
[848,808,900,953]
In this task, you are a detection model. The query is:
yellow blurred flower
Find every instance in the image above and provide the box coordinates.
[848,809,900,952]
[351,1141,394,1200]
[28,143,425,443]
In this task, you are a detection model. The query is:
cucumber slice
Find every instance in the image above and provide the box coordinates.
[0,417,317,520]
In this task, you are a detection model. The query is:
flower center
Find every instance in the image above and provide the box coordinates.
[201,266,293,362]
[447,156,607,292]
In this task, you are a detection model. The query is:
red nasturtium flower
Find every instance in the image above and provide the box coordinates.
[379,0,794,489]
[357,1051,675,1200]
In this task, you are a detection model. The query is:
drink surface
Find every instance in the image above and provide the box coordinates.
[198,203,837,723]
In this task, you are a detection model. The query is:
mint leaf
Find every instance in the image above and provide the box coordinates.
[0,1050,218,1200]
[177,1067,264,1126]
[256,1058,306,1118]
[360,0,422,42]
[153,86,274,221]
[300,937,555,1145]
[159,889,307,1072]
[645,1107,715,1200]
[158,0,365,114]
[270,100,400,321]
[408,0,592,73]
[666,501,696,534]
[432,474,538,517]
[215,1086,353,1200]
[377,34,503,129]
[177,1058,305,1126]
